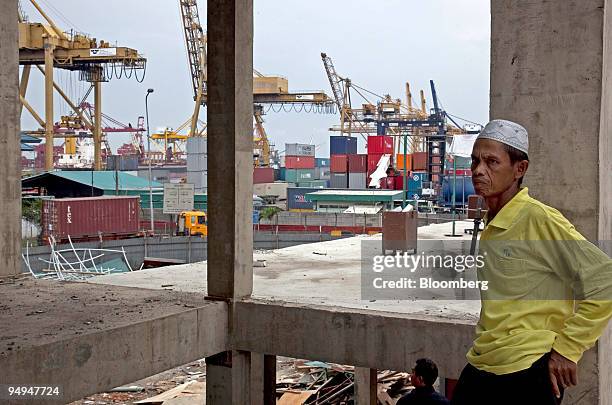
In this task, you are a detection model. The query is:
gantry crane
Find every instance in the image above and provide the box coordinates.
[18,0,146,170]
[179,0,336,167]
[321,52,464,199]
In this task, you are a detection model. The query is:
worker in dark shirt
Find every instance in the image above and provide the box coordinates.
[397,358,450,405]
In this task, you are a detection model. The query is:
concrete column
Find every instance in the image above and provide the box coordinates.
[44,39,54,170]
[354,367,377,405]
[205,0,254,402]
[490,1,612,404]
[94,80,102,170]
[0,0,21,278]
[206,0,253,300]
[251,353,276,405]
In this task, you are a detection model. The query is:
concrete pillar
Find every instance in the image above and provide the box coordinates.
[490,1,612,403]
[206,0,253,300]
[251,353,276,404]
[94,80,102,170]
[44,39,54,170]
[205,0,254,402]
[354,367,377,405]
[0,0,21,278]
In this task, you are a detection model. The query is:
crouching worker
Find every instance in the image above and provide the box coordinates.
[397,358,450,405]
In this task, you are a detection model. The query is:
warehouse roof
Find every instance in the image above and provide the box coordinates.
[22,170,163,198]
[305,189,404,203]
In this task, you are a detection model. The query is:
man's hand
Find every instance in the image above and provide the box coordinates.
[548,349,577,398]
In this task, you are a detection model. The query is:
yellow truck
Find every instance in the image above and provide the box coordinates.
[177,211,208,236]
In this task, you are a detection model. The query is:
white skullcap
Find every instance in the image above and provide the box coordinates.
[477,119,528,156]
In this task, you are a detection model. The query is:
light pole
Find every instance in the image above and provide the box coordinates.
[145,88,154,233]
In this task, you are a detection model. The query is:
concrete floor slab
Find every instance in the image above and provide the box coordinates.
[91,221,481,322]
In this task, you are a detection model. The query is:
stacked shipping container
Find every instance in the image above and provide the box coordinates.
[366,135,394,188]
[285,143,316,186]
[348,154,367,189]
[329,136,357,189]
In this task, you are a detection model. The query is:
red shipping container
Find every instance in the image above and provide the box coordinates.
[412,151,428,171]
[330,154,348,173]
[253,167,275,184]
[285,155,315,169]
[367,153,394,175]
[42,196,140,242]
[367,135,394,154]
[348,154,368,173]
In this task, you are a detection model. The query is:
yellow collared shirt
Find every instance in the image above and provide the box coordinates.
[466,187,612,375]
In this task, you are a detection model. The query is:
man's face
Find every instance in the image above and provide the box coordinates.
[470,139,526,198]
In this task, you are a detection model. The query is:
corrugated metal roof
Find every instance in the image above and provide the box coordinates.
[22,171,163,192]
[305,189,403,203]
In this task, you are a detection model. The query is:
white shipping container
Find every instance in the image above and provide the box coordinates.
[187,137,207,154]
[315,166,331,180]
[187,171,208,193]
[187,153,207,171]
[285,143,315,157]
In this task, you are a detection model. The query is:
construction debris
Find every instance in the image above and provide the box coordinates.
[276,358,412,404]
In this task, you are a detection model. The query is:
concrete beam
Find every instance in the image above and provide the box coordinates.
[206,0,254,300]
[490,1,612,403]
[0,0,21,277]
[232,300,474,378]
[0,302,228,404]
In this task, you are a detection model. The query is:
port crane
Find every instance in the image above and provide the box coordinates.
[321,52,464,198]
[18,0,147,170]
[179,0,335,167]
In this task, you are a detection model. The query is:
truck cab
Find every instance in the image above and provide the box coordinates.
[177,211,208,236]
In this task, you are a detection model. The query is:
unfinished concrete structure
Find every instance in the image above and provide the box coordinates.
[1,0,611,404]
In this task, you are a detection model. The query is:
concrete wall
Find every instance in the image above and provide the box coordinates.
[21,232,349,273]
[0,0,21,277]
[490,1,612,403]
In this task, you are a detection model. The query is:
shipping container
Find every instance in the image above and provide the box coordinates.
[367,135,394,154]
[314,166,331,180]
[287,187,319,210]
[285,155,315,169]
[187,137,207,153]
[330,172,348,188]
[285,168,315,183]
[315,158,330,167]
[253,167,275,184]
[285,143,315,157]
[348,172,367,189]
[42,196,140,242]
[330,136,357,155]
[412,151,428,171]
[187,171,208,192]
[367,153,393,175]
[395,153,412,171]
[106,155,139,171]
[253,76,288,94]
[279,167,286,181]
[186,153,207,172]
[297,180,327,188]
[330,154,348,173]
[394,172,425,193]
[348,154,368,173]
[253,182,293,199]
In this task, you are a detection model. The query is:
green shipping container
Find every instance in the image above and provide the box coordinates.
[285,169,315,183]
[298,180,328,188]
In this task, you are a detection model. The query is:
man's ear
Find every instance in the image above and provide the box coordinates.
[515,160,529,181]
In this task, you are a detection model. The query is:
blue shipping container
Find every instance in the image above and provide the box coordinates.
[287,187,319,210]
[279,167,286,181]
[330,136,357,155]
[315,158,330,167]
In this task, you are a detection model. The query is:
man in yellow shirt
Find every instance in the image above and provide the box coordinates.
[450,120,612,405]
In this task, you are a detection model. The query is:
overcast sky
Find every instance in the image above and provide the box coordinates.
[20,0,490,156]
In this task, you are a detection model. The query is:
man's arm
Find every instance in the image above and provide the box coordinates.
[535,211,612,396]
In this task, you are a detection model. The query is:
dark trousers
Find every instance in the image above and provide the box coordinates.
[451,353,564,405]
